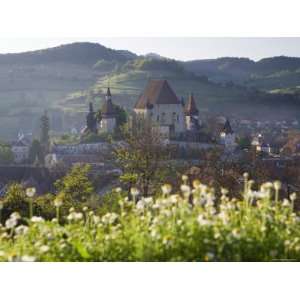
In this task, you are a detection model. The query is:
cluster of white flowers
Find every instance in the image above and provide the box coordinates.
[67,212,83,222]
[5,212,21,229]
[101,213,118,225]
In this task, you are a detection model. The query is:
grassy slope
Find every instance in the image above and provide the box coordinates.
[71,69,252,112]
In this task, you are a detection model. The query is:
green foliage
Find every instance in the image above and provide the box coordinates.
[80,132,110,143]
[54,164,94,204]
[122,58,185,74]
[115,119,168,196]
[54,134,79,145]
[0,178,300,261]
[40,111,50,159]
[93,59,118,72]
[114,104,127,130]
[0,142,14,164]
[2,184,55,221]
[238,136,252,150]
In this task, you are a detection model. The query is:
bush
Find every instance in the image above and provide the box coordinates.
[0,176,299,261]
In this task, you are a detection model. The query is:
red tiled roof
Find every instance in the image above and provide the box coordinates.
[134,79,180,109]
[185,93,198,116]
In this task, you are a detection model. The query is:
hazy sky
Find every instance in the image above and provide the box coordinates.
[0,38,300,61]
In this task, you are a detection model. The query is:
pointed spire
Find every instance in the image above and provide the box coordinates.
[107,87,111,97]
[89,102,94,113]
[223,119,234,134]
[185,93,199,116]
[102,88,115,117]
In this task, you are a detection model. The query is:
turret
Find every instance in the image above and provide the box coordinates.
[100,88,116,133]
[184,93,200,131]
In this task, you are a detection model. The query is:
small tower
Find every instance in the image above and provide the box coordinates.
[100,87,116,133]
[184,93,200,131]
[86,102,97,134]
[220,119,236,149]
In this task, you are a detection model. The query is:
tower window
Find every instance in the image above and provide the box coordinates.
[172,112,177,123]
[161,112,166,124]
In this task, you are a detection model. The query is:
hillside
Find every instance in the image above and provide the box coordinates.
[65,57,253,110]
[0,42,300,139]
[0,43,136,139]
[65,57,300,122]
[183,56,300,91]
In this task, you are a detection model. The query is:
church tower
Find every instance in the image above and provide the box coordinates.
[220,119,236,150]
[184,93,200,131]
[100,88,116,133]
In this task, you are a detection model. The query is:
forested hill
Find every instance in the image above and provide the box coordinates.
[0,42,137,66]
[0,41,300,139]
[183,56,300,91]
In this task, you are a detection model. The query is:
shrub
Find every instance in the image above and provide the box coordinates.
[0,176,299,261]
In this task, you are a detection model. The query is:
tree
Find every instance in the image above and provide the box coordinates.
[0,143,14,164]
[40,111,50,156]
[114,118,168,197]
[114,104,127,131]
[54,164,94,203]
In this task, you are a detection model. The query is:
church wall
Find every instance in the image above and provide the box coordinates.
[134,104,186,133]
[100,117,116,133]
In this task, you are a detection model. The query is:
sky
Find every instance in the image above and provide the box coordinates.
[0,38,300,61]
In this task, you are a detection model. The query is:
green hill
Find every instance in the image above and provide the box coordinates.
[183,56,300,91]
[0,42,300,139]
[65,57,300,122]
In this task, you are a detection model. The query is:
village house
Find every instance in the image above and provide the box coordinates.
[11,135,31,163]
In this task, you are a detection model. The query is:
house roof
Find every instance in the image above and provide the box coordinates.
[134,79,180,109]
[185,93,198,116]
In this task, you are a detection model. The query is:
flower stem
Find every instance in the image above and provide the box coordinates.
[29,199,33,219]
[56,206,60,224]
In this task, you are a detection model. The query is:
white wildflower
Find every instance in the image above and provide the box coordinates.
[192,179,201,189]
[182,175,188,182]
[290,193,297,202]
[5,218,17,229]
[232,229,241,239]
[274,181,281,191]
[176,219,183,226]
[39,245,50,253]
[136,200,145,210]
[54,197,63,207]
[180,184,191,196]
[115,187,122,193]
[282,199,290,207]
[10,212,21,220]
[197,215,212,226]
[26,187,36,198]
[143,197,153,205]
[15,225,28,235]
[130,187,139,197]
[31,216,44,223]
[161,184,172,196]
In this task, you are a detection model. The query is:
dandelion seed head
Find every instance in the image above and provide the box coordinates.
[26,187,36,198]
